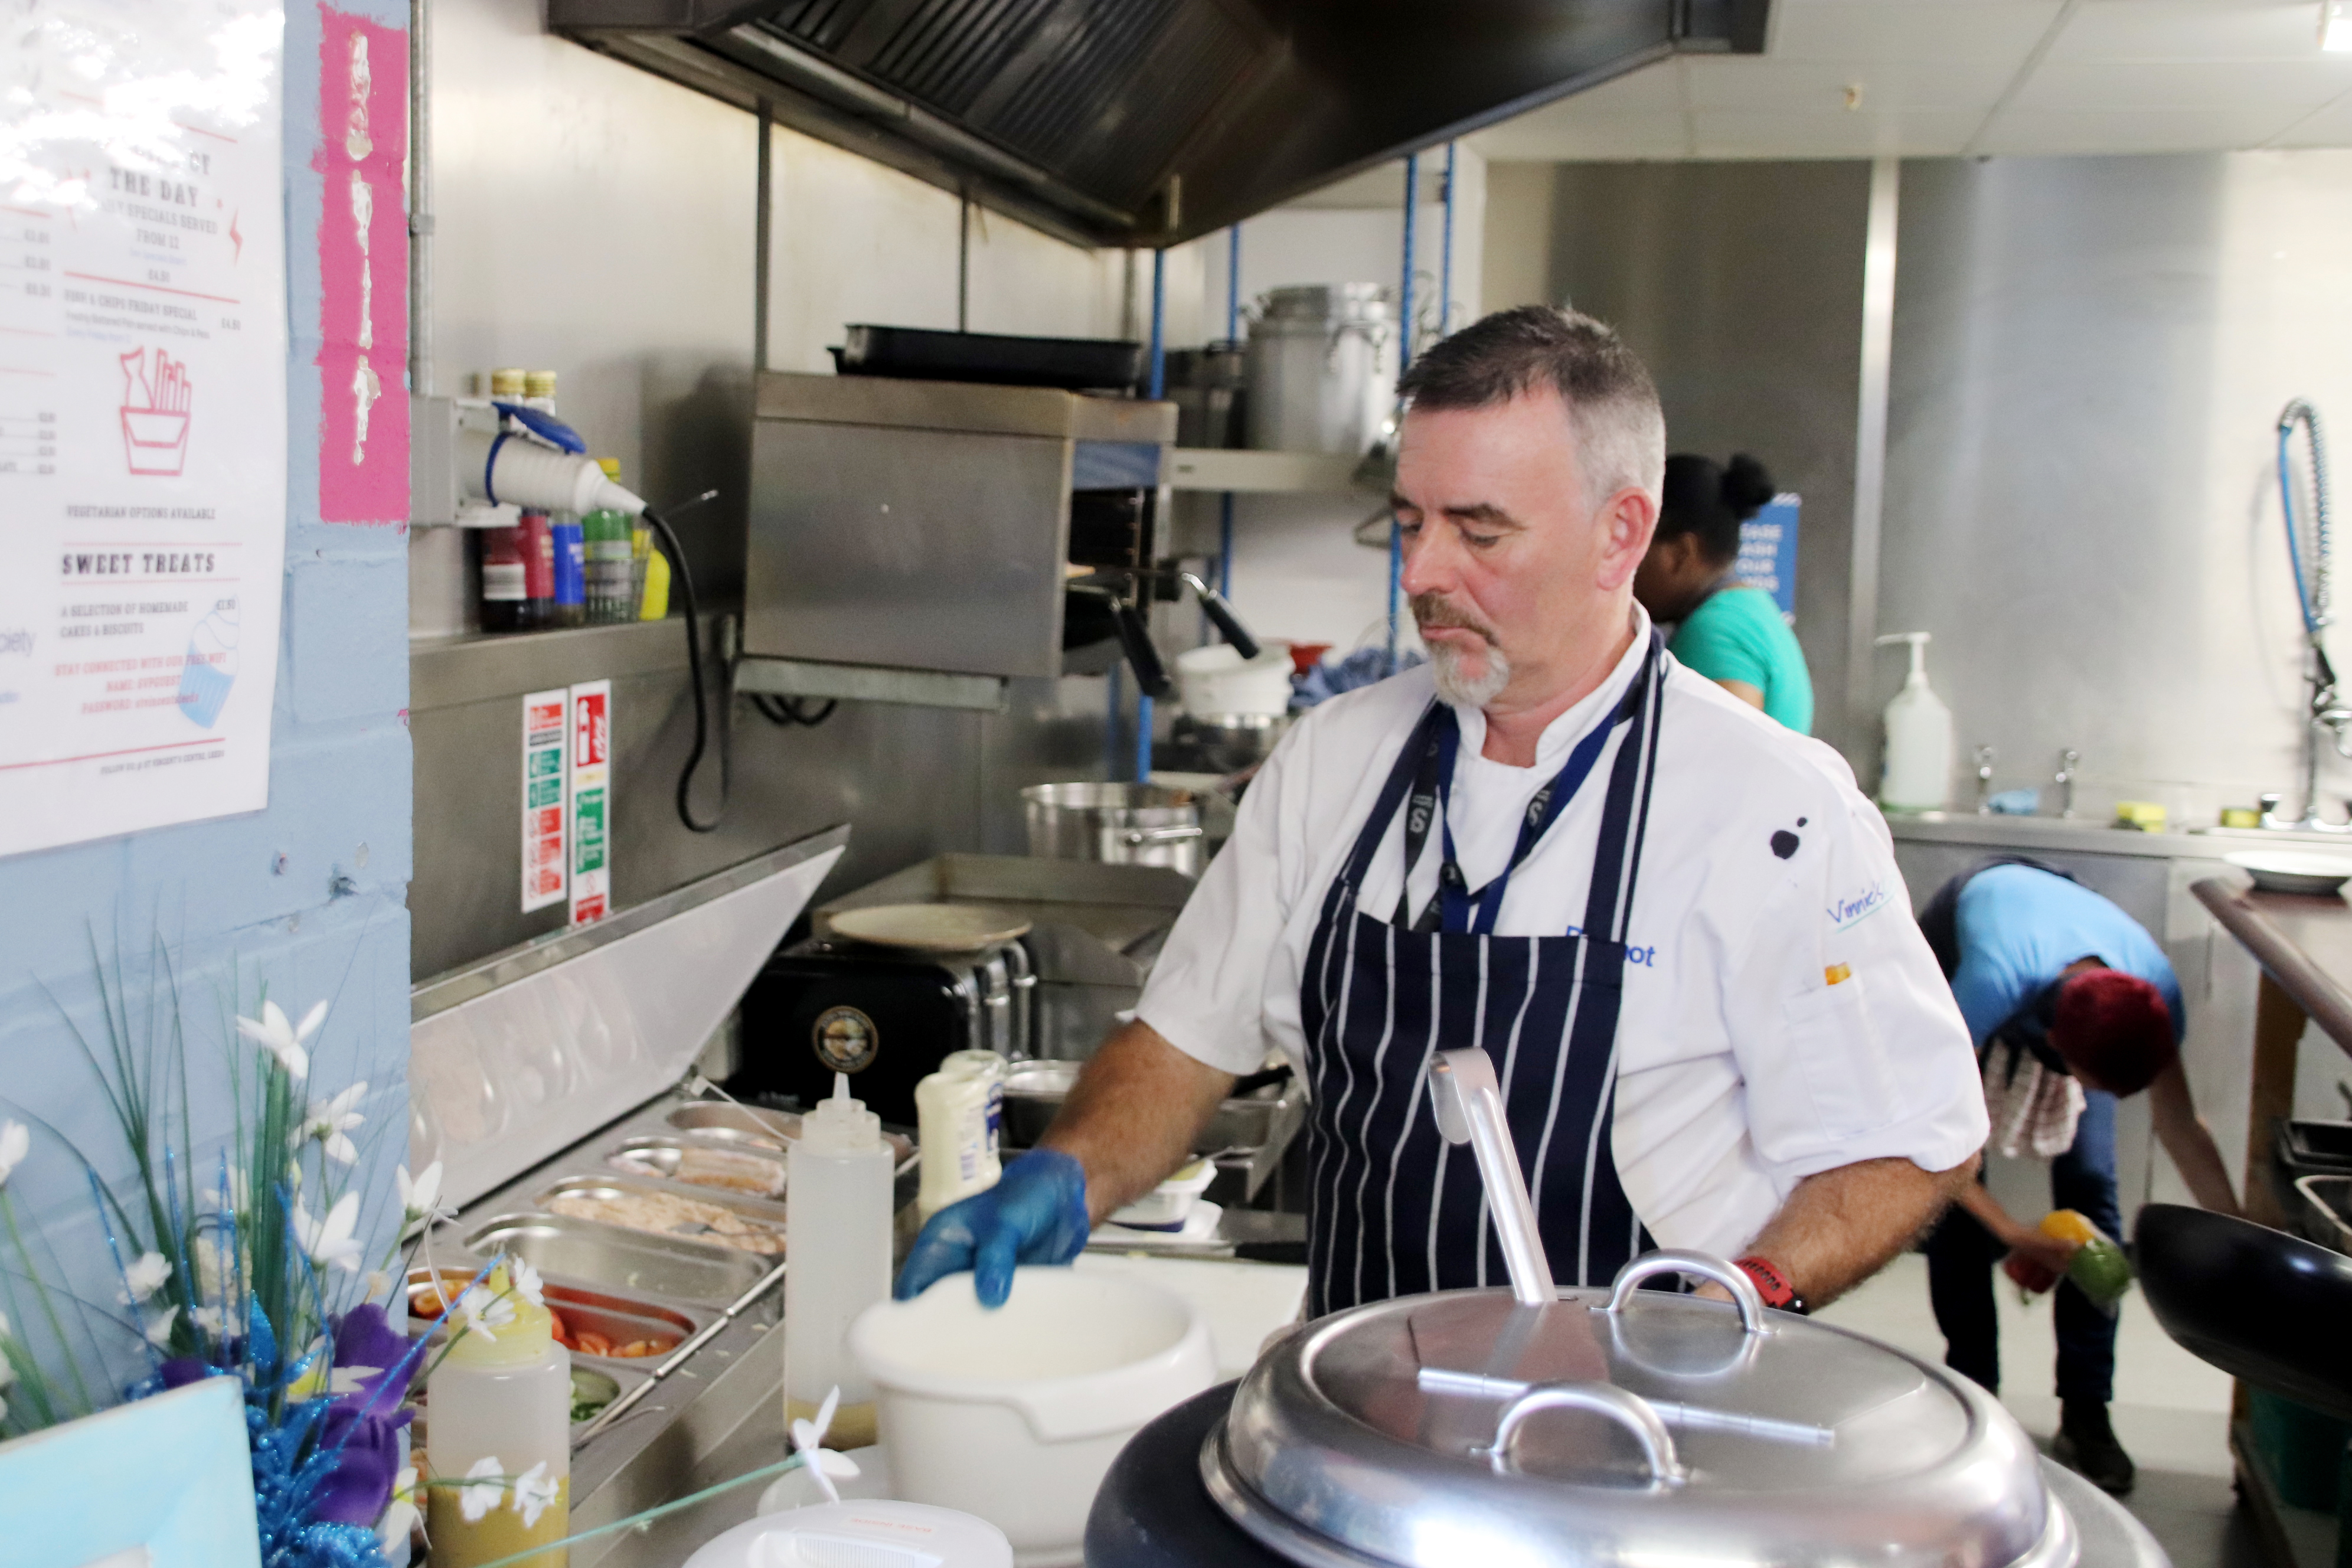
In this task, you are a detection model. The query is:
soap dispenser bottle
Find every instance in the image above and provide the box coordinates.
[786,1075,893,1449]
[1875,633,1955,811]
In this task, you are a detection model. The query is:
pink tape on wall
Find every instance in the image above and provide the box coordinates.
[316,7,409,523]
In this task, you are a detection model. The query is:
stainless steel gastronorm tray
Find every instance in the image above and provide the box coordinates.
[464,1210,776,1307]
[664,1101,918,1168]
[534,1171,790,1255]
[405,1267,703,1366]
[606,1136,788,1198]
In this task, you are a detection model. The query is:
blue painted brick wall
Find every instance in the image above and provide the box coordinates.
[0,0,413,1391]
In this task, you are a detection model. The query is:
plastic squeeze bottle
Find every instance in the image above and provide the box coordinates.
[1874,632,1955,811]
[786,1074,893,1449]
[424,1262,569,1567]
[915,1049,1007,1222]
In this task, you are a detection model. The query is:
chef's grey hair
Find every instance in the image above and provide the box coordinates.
[1396,305,1666,510]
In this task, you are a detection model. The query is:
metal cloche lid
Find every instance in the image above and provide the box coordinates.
[1208,1257,2066,1568]
[1203,1051,2068,1568]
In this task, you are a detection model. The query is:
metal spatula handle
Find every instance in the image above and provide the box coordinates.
[1429,1048,1554,1308]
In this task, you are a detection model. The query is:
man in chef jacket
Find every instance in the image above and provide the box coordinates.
[900,306,1989,1318]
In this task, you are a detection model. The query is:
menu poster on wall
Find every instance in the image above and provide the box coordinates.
[1737,494,1802,625]
[567,681,611,927]
[521,689,567,913]
[0,0,289,857]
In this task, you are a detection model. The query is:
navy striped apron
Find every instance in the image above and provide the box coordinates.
[1298,634,1666,1317]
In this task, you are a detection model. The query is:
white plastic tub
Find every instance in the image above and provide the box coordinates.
[849,1268,1215,1566]
[1106,1158,1216,1230]
[1174,641,1293,719]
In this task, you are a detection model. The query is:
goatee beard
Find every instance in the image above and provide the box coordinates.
[1429,638,1511,707]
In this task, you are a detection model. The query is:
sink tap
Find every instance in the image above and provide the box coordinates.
[2054,750,2080,819]
[1974,746,1996,814]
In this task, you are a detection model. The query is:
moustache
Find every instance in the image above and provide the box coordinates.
[1409,593,1498,643]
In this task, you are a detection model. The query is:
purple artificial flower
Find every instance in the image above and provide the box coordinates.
[309,1303,419,1527]
[157,1357,213,1390]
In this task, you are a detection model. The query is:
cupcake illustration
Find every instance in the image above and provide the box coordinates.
[179,602,237,727]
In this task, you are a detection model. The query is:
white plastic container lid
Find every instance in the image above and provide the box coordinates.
[684,1500,1012,1568]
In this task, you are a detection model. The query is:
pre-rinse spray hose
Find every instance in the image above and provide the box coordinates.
[2281,398,2332,639]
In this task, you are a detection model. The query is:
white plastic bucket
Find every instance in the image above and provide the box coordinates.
[850,1268,1214,1565]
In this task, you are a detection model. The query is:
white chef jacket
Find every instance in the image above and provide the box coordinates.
[1136,608,1988,1259]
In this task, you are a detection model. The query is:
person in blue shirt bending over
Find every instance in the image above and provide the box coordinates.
[1918,860,2240,1497]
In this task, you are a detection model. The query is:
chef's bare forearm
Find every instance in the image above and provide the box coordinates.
[2148,1059,2241,1216]
[1037,1020,1236,1223]
[1742,1154,1977,1307]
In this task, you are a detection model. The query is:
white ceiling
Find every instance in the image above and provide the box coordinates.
[1469,0,2352,161]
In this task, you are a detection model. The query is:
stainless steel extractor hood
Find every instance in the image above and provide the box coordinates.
[548,0,1771,249]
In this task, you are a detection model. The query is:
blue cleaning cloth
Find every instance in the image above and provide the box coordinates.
[1987,788,2041,815]
[1296,646,1423,707]
[894,1147,1092,1308]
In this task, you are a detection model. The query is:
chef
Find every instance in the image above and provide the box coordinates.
[898,305,1989,1317]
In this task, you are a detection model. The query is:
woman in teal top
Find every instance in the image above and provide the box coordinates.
[1632,452,1815,733]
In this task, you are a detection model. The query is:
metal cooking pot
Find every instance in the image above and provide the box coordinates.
[1021,782,1206,877]
[1245,284,1397,456]
[1170,1050,2116,1568]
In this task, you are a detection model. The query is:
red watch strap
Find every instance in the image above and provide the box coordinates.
[1734,1254,1805,1314]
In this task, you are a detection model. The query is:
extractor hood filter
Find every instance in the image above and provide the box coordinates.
[551,0,1772,249]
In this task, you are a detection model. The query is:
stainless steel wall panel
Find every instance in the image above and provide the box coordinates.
[409,622,1112,979]
[1879,153,2352,821]
[1541,160,1874,761]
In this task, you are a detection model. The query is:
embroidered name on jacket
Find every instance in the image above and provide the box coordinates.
[1828,881,1893,929]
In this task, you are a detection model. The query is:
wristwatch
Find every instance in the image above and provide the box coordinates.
[1733,1254,1807,1315]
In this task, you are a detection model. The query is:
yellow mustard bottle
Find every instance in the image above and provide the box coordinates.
[425,1262,570,1567]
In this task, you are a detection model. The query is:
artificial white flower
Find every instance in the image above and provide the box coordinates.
[236,998,326,1082]
[512,1460,559,1528]
[789,1386,863,1506]
[508,1255,545,1309]
[397,1160,453,1226]
[190,1304,229,1336]
[143,1305,179,1347]
[119,1250,171,1304]
[293,1192,364,1273]
[0,1122,27,1187]
[456,1282,516,1342]
[457,1455,505,1523]
[378,1465,419,1551]
[296,1082,368,1166]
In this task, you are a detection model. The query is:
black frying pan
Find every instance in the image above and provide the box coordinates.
[2134,1203,2352,1419]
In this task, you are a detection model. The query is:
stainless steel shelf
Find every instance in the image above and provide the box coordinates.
[1167,446,1378,495]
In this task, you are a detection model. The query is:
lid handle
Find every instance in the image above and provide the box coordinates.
[1428,1049,1554,1308]
[1602,1250,1770,1336]
[1486,1380,1688,1487]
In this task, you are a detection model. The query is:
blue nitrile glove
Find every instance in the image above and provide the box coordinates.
[894,1148,1092,1308]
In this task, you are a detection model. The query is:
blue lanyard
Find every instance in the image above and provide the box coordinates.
[1420,700,1626,935]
